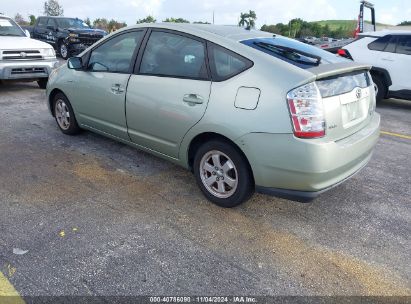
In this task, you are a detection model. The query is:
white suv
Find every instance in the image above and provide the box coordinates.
[0,14,58,88]
[339,31,411,102]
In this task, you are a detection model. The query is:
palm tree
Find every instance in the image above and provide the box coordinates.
[238,10,257,30]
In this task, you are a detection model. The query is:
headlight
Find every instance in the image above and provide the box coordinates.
[43,48,56,58]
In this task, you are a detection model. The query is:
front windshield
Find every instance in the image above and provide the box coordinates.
[57,18,90,29]
[0,17,25,37]
[241,36,345,69]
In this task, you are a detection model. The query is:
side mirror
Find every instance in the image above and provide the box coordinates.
[67,57,83,70]
[24,29,30,38]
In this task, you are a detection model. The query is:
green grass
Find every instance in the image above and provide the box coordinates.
[313,20,391,31]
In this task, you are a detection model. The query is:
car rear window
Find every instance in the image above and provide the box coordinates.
[316,71,371,98]
[241,37,344,69]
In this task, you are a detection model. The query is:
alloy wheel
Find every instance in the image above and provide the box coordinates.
[60,44,68,59]
[55,99,71,130]
[199,150,238,199]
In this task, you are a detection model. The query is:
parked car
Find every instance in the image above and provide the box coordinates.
[46,24,380,207]
[339,31,411,101]
[0,14,58,88]
[28,16,106,60]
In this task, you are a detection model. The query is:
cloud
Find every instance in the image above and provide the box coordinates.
[157,0,338,25]
[1,0,409,26]
[378,6,400,24]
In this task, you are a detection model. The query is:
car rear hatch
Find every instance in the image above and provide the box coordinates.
[309,62,375,141]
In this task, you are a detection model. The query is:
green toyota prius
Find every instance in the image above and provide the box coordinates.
[46,24,380,207]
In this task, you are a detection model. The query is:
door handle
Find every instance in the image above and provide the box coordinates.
[381,58,394,62]
[111,84,124,94]
[183,94,204,105]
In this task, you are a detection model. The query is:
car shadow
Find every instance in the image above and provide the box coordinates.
[377,98,411,111]
[0,80,42,91]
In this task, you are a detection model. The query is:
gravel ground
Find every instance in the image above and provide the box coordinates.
[0,79,410,298]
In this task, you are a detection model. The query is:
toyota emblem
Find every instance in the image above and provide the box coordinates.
[20,52,27,58]
[356,88,362,99]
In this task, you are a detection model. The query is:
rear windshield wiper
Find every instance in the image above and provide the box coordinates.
[253,42,322,66]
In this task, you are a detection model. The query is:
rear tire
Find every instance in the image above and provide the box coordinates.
[37,78,48,89]
[193,140,254,208]
[372,75,387,102]
[53,93,81,135]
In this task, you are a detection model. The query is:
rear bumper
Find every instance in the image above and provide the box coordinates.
[0,59,58,80]
[235,113,380,199]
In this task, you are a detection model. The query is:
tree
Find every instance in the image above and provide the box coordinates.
[163,17,190,23]
[29,15,37,26]
[93,18,109,31]
[43,0,64,16]
[239,10,257,30]
[398,21,411,26]
[136,15,156,24]
[14,13,28,26]
[84,17,91,27]
[289,18,303,38]
[261,24,282,35]
[108,19,127,32]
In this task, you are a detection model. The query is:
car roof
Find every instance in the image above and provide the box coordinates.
[128,23,274,42]
[361,30,411,37]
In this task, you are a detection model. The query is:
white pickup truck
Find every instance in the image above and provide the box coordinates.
[0,14,58,88]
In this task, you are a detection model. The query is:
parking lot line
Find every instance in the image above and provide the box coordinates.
[381,131,411,140]
[0,272,24,303]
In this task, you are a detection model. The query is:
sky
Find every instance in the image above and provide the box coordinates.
[2,0,411,26]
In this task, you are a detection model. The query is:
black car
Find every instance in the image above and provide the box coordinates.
[29,17,106,59]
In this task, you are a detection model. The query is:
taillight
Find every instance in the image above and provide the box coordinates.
[337,49,353,60]
[287,82,325,139]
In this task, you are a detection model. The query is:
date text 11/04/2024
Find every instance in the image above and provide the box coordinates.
[149,296,257,303]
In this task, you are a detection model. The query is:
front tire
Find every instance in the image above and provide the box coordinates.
[59,41,69,60]
[193,140,254,208]
[372,75,387,102]
[53,93,81,135]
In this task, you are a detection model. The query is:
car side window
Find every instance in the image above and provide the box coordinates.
[384,36,398,53]
[47,19,55,28]
[208,43,253,82]
[139,31,208,80]
[396,36,411,55]
[368,35,391,52]
[88,31,144,73]
[37,18,47,28]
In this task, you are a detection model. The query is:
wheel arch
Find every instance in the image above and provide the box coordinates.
[48,88,66,116]
[370,67,392,88]
[186,132,255,184]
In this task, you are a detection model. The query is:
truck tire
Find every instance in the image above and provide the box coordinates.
[59,41,69,60]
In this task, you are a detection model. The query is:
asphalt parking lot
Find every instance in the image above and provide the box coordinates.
[0,77,410,298]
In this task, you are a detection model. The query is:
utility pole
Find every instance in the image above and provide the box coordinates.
[213,11,215,24]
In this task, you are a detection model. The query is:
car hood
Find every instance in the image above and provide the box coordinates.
[66,28,106,36]
[0,36,53,50]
